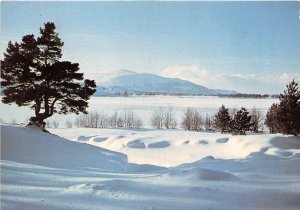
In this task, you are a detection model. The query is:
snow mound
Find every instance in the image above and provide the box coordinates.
[91,137,108,142]
[55,127,300,167]
[291,153,300,158]
[126,140,146,148]
[246,152,283,160]
[1,125,128,171]
[183,140,190,145]
[270,136,300,150]
[198,140,208,145]
[166,167,240,182]
[201,155,215,160]
[148,141,170,148]
[216,138,229,143]
[76,135,90,141]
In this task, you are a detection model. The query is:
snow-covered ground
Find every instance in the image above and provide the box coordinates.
[1,124,300,210]
[1,96,278,127]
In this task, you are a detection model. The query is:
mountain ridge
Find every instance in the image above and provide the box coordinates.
[92,70,238,96]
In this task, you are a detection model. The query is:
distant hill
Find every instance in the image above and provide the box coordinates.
[91,70,238,96]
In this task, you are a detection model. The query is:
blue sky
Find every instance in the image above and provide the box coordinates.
[1,1,300,93]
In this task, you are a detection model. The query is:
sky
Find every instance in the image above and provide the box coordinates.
[1,1,300,94]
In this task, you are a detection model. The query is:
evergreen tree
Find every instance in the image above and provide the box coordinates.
[277,79,300,135]
[231,107,252,135]
[214,105,231,133]
[265,103,280,134]
[1,22,96,127]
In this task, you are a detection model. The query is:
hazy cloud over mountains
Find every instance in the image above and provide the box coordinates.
[161,65,300,94]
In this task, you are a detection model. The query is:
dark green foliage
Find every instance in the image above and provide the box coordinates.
[214,105,231,133]
[265,80,300,135]
[265,103,280,134]
[231,107,253,135]
[1,22,96,127]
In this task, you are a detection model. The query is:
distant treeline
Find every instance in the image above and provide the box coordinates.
[98,91,279,99]
[217,94,279,99]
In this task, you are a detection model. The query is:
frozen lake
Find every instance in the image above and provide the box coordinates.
[1,96,278,127]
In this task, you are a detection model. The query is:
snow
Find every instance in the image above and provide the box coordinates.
[90,70,237,96]
[1,124,128,171]
[96,71,217,95]
[1,96,278,127]
[1,124,300,209]
[51,127,299,167]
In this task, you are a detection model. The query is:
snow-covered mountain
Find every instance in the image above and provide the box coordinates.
[90,70,238,96]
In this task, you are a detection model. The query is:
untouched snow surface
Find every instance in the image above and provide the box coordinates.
[1,124,300,210]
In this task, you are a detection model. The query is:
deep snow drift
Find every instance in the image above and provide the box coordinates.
[1,124,300,210]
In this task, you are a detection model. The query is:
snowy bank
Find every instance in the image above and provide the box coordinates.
[1,124,300,210]
[1,124,128,171]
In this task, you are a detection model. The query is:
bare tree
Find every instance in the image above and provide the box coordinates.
[181,108,203,131]
[133,117,143,129]
[204,114,214,131]
[126,109,135,128]
[89,111,100,128]
[181,107,193,130]
[98,112,109,128]
[75,114,88,127]
[109,111,118,128]
[163,107,177,129]
[250,107,263,133]
[151,107,164,129]
[192,110,203,131]
[117,115,125,128]
[113,109,143,129]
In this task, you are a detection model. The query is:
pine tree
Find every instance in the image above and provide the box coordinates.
[276,79,300,135]
[214,105,231,133]
[1,22,96,128]
[231,107,252,135]
[265,103,280,134]
[250,107,263,133]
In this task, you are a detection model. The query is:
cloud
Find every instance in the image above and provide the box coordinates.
[161,65,221,86]
[160,65,300,94]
